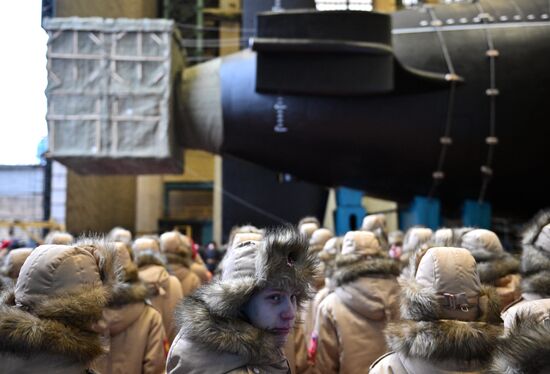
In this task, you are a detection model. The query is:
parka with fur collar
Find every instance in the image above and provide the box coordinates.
[500,210,550,318]
[135,249,183,343]
[460,228,521,310]
[310,252,401,374]
[91,242,167,374]
[369,247,503,374]
[0,241,120,374]
[160,231,201,296]
[491,298,550,374]
[167,227,317,374]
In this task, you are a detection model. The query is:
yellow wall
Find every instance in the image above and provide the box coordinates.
[55,0,157,18]
[66,171,136,233]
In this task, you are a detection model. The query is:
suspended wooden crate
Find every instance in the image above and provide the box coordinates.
[43,17,185,174]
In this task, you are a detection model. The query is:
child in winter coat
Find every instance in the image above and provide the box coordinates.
[0,239,120,373]
[132,236,183,343]
[310,231,401,373]
[369,247,503,374]
[167,227,317,374]
[91,241,167,374]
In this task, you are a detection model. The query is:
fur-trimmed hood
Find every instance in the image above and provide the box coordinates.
[476,252,520,284]
[169,227,316,371]
[0,240,121,366]
[0,288,106,364]
[436,228,520,285]
[215,227,317,316]
[490,317,550,374]
[108,267,148,308]
[174,286,284,366]
[333,253,400,287]
[522,209,550,247]
[400,247,502,323]
[135,249,166,269]
[164,252,192,268]
[386,319,502,370]
[519,210,550,299]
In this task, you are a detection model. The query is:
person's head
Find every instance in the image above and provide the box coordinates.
[1,247,33,279]
[212,226,316,347]
[107,227,132,246]
[132,236,164,268]
[401,246,501,323]
[298,216,320,240]
[44,230,74,245]
[227,224,263,249]
[403,227,433,254]
[341,230,382,256]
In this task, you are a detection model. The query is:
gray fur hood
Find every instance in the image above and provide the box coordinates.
[520,210,550,299]
[438,228,520,284]
[174,285,284,366]
[386,319,502,370]
[490,316,550,374]
[332,252,400,287]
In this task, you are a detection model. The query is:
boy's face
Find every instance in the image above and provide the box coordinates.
[243,287,297,346]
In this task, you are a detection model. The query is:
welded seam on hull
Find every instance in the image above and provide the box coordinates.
[392,21,550,35]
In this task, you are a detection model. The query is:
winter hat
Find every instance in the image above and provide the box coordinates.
[433,228,451,246]
[492,298,550,374]
[341,231,382,256]
[107,227,132,246]
[200,227,317,319]
[309,228,334,253]
[389,230,404,246]
[502,298,550,329]
[44,231,74,245]
[232,232,263,247]
[106,242,147,307]
[1,247,32,279]
[299,223,318,240]
[160,231,192,267]
[403,227,433,254]
[460,229,503,254]
[132,236,164,268]
[318,237,343,279]
[321,237,342,257]
[160,231,191,255]
[0,239,121,364]
[361,214,386,232]
[400,247,501,322]
[519,209,550,297]
[455,229,519,285]
[227,225,263,249]
[298,216,320,230]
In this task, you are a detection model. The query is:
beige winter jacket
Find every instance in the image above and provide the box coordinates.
[369,351,490,374]
[191,260,211,283]
[169,262,201,295]
[93,303,166,374]
[160,232,203,294]
[284,323,309,374]
[303,285,332,352]
[311,256,401,374]
[91,271,167,374]
[137,253,184,343]
[167,289,292,374]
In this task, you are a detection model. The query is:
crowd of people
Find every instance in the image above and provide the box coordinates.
[0,209,549,373]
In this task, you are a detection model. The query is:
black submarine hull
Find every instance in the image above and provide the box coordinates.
[210,1,550,217]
